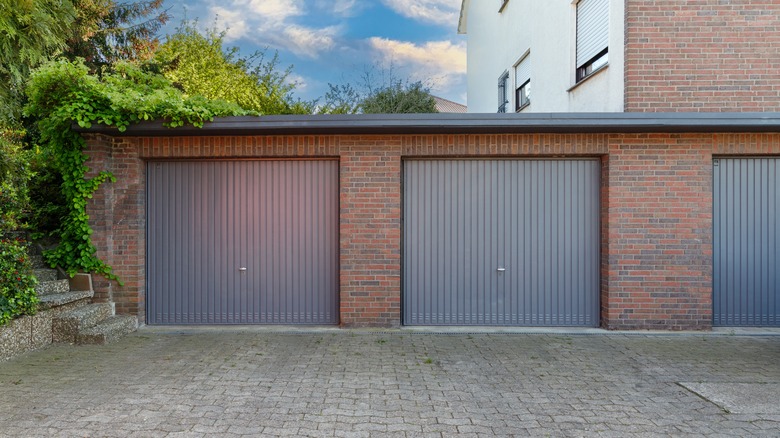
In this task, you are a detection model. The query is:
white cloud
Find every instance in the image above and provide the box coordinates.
[368,37,466,90]
[316,0,362,17]
[210,6,249,41]
[380,0,461,26]
[280,25,340,58]
[209,0,341,58]
[244,0,304,21]
[285,73,309,91]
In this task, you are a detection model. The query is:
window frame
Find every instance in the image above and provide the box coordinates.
[575,0,609,84]
[497,71,510,113]
[515,79,530,112]
[514,54,531,112]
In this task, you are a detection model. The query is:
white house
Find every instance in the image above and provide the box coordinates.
[459,0,625,113]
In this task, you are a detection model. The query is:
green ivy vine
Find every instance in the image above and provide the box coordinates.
[24,58,251,281]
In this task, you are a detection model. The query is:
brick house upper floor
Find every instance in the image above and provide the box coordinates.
[459,0,780,114]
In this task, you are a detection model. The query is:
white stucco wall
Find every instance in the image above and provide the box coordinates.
[462,0,624,113]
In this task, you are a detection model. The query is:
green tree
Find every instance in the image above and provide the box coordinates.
[63,0,169,70]
[0,0,76,124]
[360,81,437,114]
[153,22,313,115]
[320,66,438,114]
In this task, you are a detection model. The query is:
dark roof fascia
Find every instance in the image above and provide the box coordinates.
[73,112,780,137]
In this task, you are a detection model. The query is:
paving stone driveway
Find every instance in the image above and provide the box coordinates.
[1,328,779,437]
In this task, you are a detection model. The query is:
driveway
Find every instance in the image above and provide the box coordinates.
[0,327,778,437]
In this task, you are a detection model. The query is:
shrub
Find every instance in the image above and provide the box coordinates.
[0,235,38,325]
[26,149,67,236]
[0,129,33,231]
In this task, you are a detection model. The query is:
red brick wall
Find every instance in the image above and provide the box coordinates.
[603,134,713,329]
[83,134,146,318]
[625,0,780,112]
[82,131,780,329]
[339,138,402,326]
[83,134,113,305]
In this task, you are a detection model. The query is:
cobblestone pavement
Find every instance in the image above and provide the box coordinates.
[1,328,779,437]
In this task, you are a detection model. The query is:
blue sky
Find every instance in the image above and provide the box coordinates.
[163,0,467,105]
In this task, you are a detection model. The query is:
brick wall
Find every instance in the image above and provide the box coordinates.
[83,131,780,329]
[603,134,713,329]
[84,134,146,318]
[83,134,113,305]
[625,0,780,112]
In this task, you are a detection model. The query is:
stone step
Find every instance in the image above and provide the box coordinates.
[29,254,48,269]
[76,315,138,345]
[38,290,94,311]
[52,303,114,343]
[35,279,70,296]
[33,268,58,282]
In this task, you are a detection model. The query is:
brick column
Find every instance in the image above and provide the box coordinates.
[339,138,402,327]
[83,134,115,304]
[83,136,146,318]
[603,134,713,329]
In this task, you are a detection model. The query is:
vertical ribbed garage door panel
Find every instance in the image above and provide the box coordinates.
[714,158,779,326]
[147,160,338,325]
[404,159,600,326]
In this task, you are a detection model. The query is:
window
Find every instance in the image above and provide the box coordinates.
[497,71,509,113]
[576,0,609,82]
[515,55,530,111]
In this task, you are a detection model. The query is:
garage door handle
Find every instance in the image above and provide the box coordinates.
[496,267,506,272]
[238,267,247,272]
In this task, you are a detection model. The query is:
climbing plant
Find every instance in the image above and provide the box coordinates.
[24,58,251,281]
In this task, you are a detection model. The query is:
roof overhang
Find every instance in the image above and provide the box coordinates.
[74,113,780,137]
[458,0,470,34]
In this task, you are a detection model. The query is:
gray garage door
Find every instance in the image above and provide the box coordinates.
[713,158,779,326]
[147,160,339,325]
[404,159,600,326]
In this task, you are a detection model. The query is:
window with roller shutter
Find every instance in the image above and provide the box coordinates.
[576,0,609,82]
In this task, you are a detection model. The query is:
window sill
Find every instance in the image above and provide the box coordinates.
[515,102,530,113]
[567,63,609,93]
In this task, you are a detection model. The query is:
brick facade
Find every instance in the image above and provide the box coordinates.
[83,131,780,329]
[625,0,780,112]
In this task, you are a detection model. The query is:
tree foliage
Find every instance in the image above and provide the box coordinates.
[320,67,438,114]
[0,0,76,123]
[24,58,250,280]
[1,0,168,124]
[0,134,38,327]
[361,81,437,114]
[153,22,313,115]
[63,0,169,70]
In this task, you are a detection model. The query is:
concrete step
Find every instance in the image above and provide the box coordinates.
[29,254,47,269]
[53,303,114,343]
[33,268,58,282]
[38,290,94,311]
[35,279,70,296]
[76,315,138,345]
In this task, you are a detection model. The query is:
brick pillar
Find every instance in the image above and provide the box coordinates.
[603,134,713,330]
[339,139,402,327]
[599,154,611,328]
[108,140,146,318]
[83,134,115,304]
[83,135,146,319]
